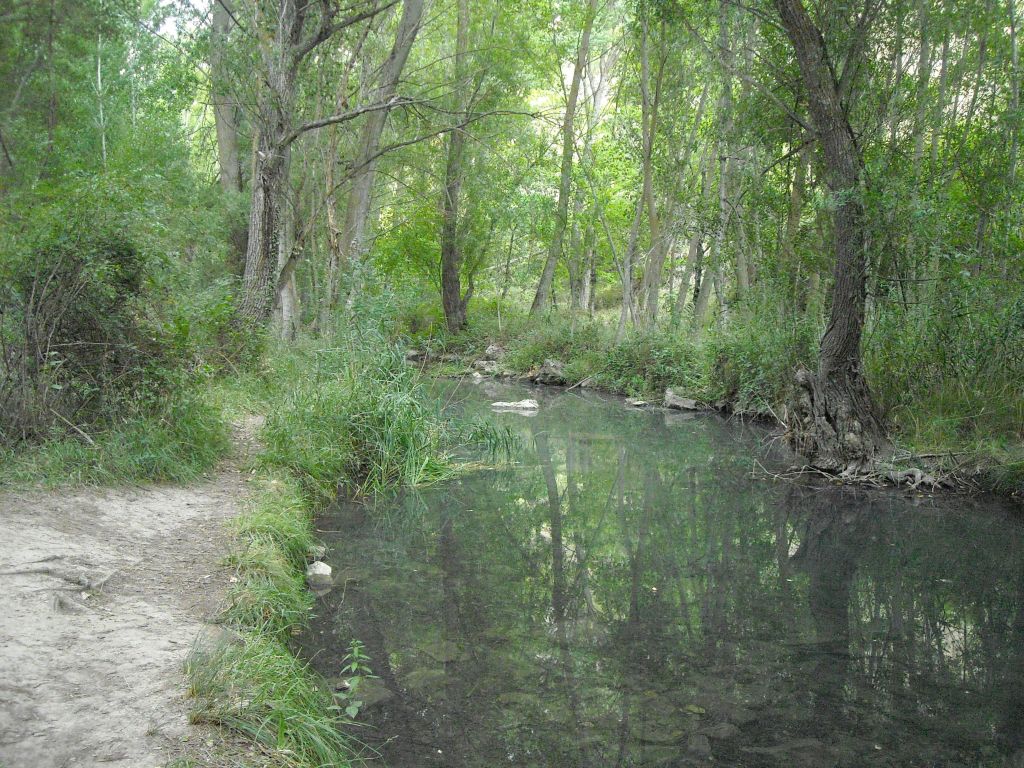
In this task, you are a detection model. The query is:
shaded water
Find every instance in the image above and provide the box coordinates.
[299,380,1024,767]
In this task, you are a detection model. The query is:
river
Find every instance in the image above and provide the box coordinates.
[298,379,1024,767]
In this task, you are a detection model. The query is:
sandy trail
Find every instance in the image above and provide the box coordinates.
[0,425,261,768]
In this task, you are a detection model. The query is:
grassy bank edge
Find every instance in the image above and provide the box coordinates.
[185,468,359,768]
[425,317,1024,500]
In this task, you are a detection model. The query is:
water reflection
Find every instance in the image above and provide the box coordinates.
[298,382,1024,767]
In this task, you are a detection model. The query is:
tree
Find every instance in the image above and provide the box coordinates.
[439,0,471,332]
[530,0,599,315]
[322,0,425,319]
[237,0,407,324]
[772,0,888,472]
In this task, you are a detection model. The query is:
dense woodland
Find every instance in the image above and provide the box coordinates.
[0,0,1022,483]
[2,2,1024,765]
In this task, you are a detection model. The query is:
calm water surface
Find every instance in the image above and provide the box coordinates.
[299,380,1024,767]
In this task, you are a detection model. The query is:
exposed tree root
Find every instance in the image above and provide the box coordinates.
[786,365,889,475]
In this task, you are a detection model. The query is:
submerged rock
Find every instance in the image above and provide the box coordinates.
[665,388,701,411]
[305,561,332,589]
[491,399,539,412]
[625,397,649,408]
[688,734,712,757]
[532,358,567,386]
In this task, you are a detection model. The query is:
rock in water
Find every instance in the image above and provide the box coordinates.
[484,343,506,360]
[665,388,700,411]
[472,359,500,375]
[306,561,332,589]
[688,734,712,757]
[532,359,567,385]
[491,399,540,412]
[308,543,327,560]
[625,398,649,408]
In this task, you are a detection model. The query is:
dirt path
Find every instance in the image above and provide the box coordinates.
[0,421,262,768]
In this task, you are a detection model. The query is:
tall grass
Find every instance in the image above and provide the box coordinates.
[187,633,357,768]
[260,340,468,500]
[0,392,230,487]
[187,472,359,767]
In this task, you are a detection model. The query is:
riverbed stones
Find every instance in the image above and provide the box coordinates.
[491,399,539,412]
[688,733,712,757]
[664,388,701,410]
[472,359,501,375]
[703,721,740,740]
[305,561,332,588]
[531,358,567,385]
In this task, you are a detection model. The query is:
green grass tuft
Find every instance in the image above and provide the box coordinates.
[187,632,357,768]
[0,392,230,487]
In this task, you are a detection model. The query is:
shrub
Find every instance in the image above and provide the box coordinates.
[0,227,164,442]
[701,298,820,415]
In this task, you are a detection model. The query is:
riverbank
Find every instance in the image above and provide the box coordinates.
[410,307,1024,500]
[184,337,504,767]
[0,331,480,768]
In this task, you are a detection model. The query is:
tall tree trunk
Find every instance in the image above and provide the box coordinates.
[672,148,711,326]
[240,120,288,323]
[1009,0,1020,187]
[530,0,599,314]
[210,1,248,274]
[324,0,425,316]
[633,12,663,329]
[440,0,470,332]
[211,0,242,195]
[773,0,888,472]
[238,0,305,324]
[644,83,708,326]
[782,138,809,302]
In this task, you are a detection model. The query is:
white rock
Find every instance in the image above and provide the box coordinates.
[491,399,540,412]
[305,561,332,588]
[625,398,649,408]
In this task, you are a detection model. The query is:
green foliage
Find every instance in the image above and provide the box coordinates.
[259,341,455,499]
[701,296,821,415]
[0,392,229,487]
[187,633,355,768]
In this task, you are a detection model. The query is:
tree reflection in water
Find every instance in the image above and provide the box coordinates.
[298,383,1024,767]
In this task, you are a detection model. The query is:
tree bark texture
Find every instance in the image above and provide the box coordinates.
[773,0,888,472]
[440,0,470,332]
